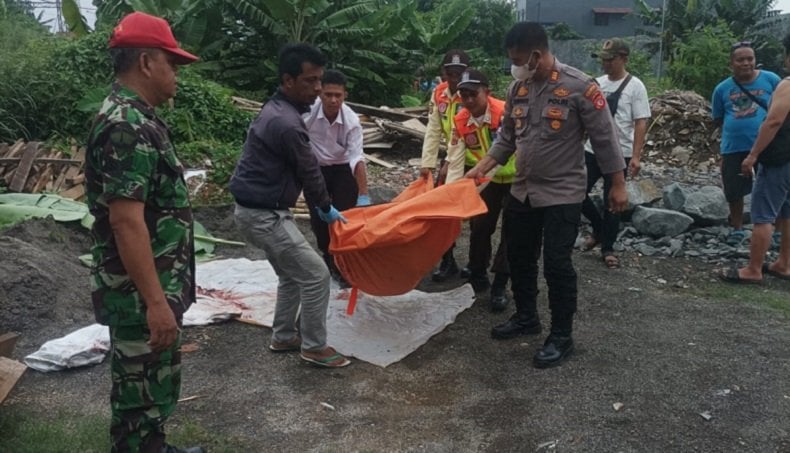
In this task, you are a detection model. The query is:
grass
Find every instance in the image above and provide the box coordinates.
[692,280,790,314]
[0,407,248,452]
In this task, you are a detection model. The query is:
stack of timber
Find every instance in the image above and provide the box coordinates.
[230,97,430,168]
[0,141,86,200]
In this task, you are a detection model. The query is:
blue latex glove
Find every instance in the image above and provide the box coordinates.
[356,194,371,207]
[316,205,348,224]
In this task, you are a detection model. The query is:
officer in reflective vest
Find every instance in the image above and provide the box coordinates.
[452,68,515,312]
[419,49,471,281]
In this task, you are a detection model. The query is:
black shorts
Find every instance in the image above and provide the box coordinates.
[721,152,753,202]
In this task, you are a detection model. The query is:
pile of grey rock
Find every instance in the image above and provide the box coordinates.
[598,180,778,262]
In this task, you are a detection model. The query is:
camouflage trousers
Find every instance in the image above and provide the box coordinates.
[109,324,182,453]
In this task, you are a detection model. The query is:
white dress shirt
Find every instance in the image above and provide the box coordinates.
[304,100,364,171]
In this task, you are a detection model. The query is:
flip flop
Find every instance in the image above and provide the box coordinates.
[762,263,790,281]
[719,267,762,285]
[300,352,351,368]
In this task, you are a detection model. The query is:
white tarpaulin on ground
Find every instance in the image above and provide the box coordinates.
[192,258,476,367]
[25,258,475,370]
[24,323,111,372]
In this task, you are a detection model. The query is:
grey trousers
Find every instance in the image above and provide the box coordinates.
[234,205,330,352]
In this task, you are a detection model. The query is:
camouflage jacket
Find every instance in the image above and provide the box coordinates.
[85,82,195,327]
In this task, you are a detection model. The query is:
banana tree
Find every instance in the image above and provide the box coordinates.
[93,0,225,52]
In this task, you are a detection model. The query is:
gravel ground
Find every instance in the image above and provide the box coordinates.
[2,206,789,452]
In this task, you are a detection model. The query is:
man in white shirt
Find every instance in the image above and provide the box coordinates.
[305,69,369,286]
[580,38,651,269]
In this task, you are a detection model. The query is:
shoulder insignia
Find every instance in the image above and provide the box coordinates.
[549,71,560,83]
[593,92,606,110]
[584,83,600,99]
[553,87,570,98]
[517,86,529,97]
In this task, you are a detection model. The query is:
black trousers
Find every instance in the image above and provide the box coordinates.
[505,195,581,334]
[309,164,358,271]
[468,181,510,277]
[581,153,629,254]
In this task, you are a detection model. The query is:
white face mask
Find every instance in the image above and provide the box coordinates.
[510,53,539,81]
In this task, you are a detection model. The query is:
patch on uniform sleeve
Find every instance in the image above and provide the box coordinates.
[584,83,600,99]
[464,133,479,146]
[551,120,562,130]
[451,130,460,145]
[438,102,448,114]
[592,92,607,110]
[553,87,570,97]
[517,86,529,97]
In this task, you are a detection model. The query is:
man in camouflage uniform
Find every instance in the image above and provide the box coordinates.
[467,22,628,368]
[85,12,203,453]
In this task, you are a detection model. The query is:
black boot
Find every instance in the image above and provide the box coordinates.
[468,271,490,293]
[491,313,542,339]
[489,273,509,312]
[459,266,472,279]
[432,252,459,282]
[533,334,574,368]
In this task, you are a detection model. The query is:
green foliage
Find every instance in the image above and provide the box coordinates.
[178,140,242,186]
[668,21,736,98]
[159,71,252,145]
[548,22,583,41]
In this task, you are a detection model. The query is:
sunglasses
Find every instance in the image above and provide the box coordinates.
[731,41,753,50]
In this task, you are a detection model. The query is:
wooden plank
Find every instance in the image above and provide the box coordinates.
[0,333,19,358]
[32,151,62,193]
[363,153,397,168]
[8,142,40,192]
[67,174,85,185]
[0,357,26,404]
[363,142,395,149]
[346,101,422,123]
[59,184,85,200]
[380,120,425,140]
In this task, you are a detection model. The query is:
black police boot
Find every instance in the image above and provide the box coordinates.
[459,266,472,279]
[431,253,459,282]
[162,444,206,453]
[489,273,509,312]
[533,334,574,368]
[468,272,490,293]
[489,288,509,313]
[491,313,542,339]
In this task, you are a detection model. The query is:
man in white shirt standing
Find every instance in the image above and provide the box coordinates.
[306,69,369,286]
[581,38,651,268]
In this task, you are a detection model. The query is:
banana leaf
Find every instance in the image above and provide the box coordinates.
[0,193,93,228]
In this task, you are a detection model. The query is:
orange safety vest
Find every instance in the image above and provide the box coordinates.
[453,97,516,184]
[434,81,463,143]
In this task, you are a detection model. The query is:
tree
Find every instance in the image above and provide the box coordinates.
[548,22,582,40]
[668,21,737,98]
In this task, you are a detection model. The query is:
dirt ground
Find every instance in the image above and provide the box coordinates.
[1,206,790,452]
